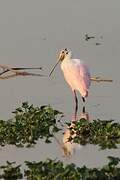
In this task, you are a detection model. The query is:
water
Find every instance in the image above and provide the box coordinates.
[0,0,120,168]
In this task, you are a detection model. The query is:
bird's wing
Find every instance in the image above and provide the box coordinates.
[71,59,91,90]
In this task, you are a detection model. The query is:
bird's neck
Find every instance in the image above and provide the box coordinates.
[61,58,70,67]
[63,56,72,62]
[61,57,72,70]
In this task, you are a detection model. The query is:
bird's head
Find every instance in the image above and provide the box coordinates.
[49,48,72,76]
[58,48,72,61]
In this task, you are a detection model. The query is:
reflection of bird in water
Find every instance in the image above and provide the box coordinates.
[85,34,95,41]
[79,106,89,120]
[62,125,76,157]
[54,124,79,157]
[55,106,89,157]
[49,48,91,120]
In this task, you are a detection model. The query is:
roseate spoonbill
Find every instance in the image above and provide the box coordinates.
[49,48,91,119]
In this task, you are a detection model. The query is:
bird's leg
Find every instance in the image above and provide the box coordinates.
[73,90,78,121]
[82,97,85,103]
[79,106,89,120]
[82,106,85,113]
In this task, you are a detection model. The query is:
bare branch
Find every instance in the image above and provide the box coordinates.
[0,72,45,80]
[0,74,18,79]
[0,64,44,80]
[0,66,42,75]
[91,77,113,82]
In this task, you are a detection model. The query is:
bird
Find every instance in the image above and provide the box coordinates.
[49,48,91,120]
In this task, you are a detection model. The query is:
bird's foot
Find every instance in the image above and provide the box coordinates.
[71,114,79,122]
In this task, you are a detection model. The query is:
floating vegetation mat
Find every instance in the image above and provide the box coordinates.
[67,119,120,149]
[0,102,62,147]
[0,156,120,179]
[0,104,120,178]
[0,103,120,149]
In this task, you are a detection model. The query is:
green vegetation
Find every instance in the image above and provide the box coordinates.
[0,102,61,147]
[67,119,120,149]
[0,103,120,150]
[0,157,120,179]
[0,103,120,178]
[0,161,22,180]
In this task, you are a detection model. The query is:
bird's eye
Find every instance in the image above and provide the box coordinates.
[66,52,68,54]
[62,51,64,53]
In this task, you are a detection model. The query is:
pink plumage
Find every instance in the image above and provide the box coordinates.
[49,48,91,120]
[61,58,91,98]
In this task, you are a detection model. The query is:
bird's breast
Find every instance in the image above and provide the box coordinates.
[60,58,91,96]
[61,59,81,73]
[60,59,79,89]
[61,59,70,71]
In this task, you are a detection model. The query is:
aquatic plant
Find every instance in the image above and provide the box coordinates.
[24,156,120,179]
[0,161,22,180]
[67,119,120,149]
[0,156,120,179]
[0,103,120,150]
[0,102,62,147]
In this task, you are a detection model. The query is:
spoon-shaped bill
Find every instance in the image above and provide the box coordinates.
[49,50,66,77]
[49,60,60,77]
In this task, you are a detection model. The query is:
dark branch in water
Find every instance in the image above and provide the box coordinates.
[0,65,44,79]
[91,76,113,82]
[0,66,42,75]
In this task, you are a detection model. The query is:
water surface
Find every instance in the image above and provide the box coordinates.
[0,0,120,167]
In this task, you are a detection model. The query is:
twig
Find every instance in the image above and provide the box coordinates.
[0,64,44,80]
[91,77,113,82]
[0,66,42,75]
[0,72,45,80]
[0,74,19,79]
[0,65,21,74]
